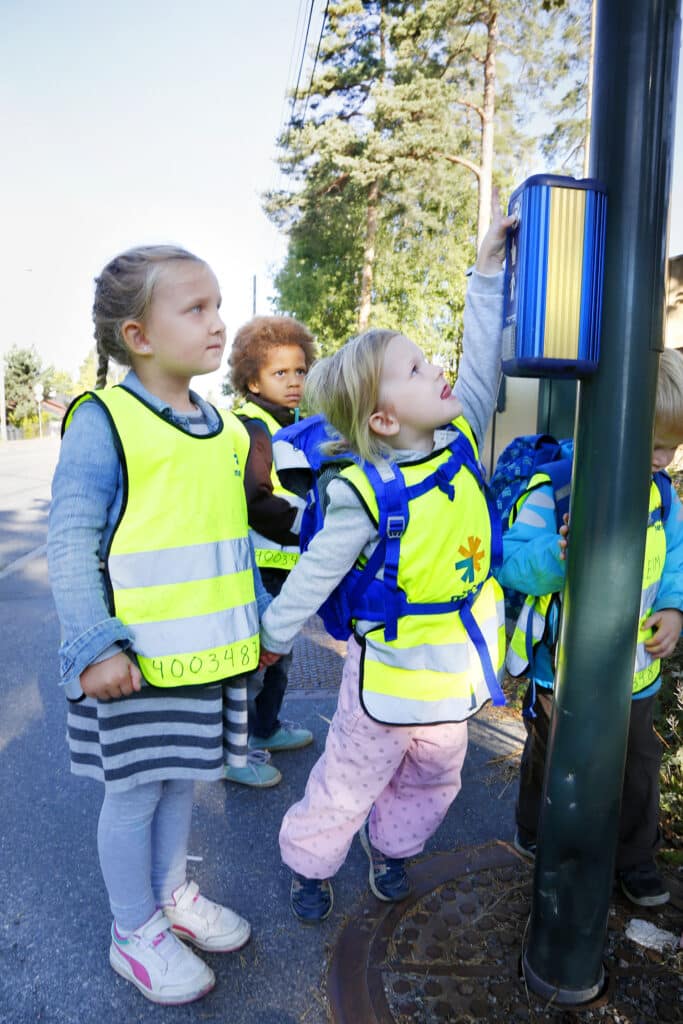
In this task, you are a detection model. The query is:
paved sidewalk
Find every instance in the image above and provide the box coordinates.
[0,438,526,1023]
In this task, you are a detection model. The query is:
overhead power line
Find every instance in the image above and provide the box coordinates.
[284,0,317,149]
[299,0,330,128]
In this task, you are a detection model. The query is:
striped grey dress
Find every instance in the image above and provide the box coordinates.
[67,679,247,793]
[65,406,250,793]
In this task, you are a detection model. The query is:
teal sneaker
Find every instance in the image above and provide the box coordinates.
[290,873,333,924]
[249,721,313,753]
[224,750,282,788]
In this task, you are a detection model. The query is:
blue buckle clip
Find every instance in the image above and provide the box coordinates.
[386,515,406,539]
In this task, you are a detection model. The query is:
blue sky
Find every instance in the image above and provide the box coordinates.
[1,1,681,399]
[0,0,325,395]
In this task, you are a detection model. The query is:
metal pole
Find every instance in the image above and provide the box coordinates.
[523,0,681,1004]
[252,274,257,315]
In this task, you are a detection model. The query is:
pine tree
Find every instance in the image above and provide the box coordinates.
[266,0,591,355]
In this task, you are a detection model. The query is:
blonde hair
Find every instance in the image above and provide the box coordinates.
[306,329,402,463]
[92,245,203,389]
[655,348,683,437]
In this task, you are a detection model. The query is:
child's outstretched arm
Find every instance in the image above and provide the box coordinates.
[455,188,517,446]
[475,187,518,276]
[259,477,377,660]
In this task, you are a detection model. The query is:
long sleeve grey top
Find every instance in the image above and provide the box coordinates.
[260,269,504,656]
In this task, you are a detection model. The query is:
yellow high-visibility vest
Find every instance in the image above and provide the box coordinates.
[341,419,505,724]
[65,387,259,686]
[234,400,304,571]
[506,475,666,693]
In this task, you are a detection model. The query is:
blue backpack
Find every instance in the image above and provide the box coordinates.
[489,433,673,628]
[488,434,574,628]
[273,415,506,705]
[488,434,574,533]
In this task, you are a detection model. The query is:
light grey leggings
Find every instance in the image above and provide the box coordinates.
[97,778,194,932]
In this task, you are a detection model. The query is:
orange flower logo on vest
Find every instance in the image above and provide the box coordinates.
[456,535,485,583]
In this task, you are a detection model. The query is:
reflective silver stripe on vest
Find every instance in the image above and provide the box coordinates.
[505,599,547,675]
[516,489,555,528]
[634,581,660,674]
[130,604,259,658]
[364,607,501,673]
[109,538,251,590]
[516,600,546,645]
[363,682,491,725]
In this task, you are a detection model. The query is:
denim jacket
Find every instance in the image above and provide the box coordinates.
[47,371,270,699]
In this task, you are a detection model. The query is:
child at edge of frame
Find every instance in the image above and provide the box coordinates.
[47,245,272,1005]
[500,348,683,909]
[224,316,318,788]
[257,190,518,923]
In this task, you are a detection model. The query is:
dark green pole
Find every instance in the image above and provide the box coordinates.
[523,0,681,1004]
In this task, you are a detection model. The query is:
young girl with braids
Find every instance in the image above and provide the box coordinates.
[48,246,270,1005]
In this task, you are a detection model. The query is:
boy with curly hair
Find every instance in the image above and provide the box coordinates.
[225,316,317,787]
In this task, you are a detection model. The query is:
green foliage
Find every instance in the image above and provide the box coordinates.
[267,0,591,355]
[4,346,44,425]
[50,369,75,400]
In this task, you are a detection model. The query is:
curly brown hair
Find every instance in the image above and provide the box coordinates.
[229,316,317,397]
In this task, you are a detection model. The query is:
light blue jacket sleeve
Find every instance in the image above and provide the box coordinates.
[47,399,134,695]
[654,486,683,613]
[497,483,566,597]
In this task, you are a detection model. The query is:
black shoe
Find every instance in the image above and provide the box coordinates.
[513,830,537,862]
[619,862,670,907]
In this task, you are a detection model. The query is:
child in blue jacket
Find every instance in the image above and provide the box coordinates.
[499,349,683,908]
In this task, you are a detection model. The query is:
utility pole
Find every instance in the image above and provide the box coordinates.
[523,0,681,1004]
[0,354,7,443]
[34,382,44,440]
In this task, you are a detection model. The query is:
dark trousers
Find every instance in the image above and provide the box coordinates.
[250,568,293,739]
[516,684,662,872]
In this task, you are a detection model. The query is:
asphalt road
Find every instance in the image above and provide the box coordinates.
[0,438,525,1024]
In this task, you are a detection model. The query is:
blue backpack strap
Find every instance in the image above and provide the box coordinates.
[458,593,506,706]
[273,412,331,471]
[363,460,409,642]
[653,470,672,525]
[540,457,573,529]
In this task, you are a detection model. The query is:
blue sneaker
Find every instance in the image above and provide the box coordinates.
[290,873,333,924]
[359,821,411,902]
[249,721,313,753]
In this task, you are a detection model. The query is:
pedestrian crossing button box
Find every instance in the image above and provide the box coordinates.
[502,174,607,378]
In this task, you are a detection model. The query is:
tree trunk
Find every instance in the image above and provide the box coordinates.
[477,4,498,247]
[358,179,380,331]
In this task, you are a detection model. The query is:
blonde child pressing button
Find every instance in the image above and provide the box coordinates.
[258,191,517,922]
